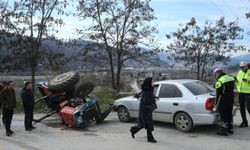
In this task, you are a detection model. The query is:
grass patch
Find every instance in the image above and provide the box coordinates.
[90,88,130,111]
[15,101,23,113]
[14,100,48,113]
[90,89,118,111]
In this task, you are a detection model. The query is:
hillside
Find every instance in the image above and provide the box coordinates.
[0,39,170,73]
[227,54,250,65]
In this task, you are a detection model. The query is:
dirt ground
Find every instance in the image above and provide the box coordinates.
[0,112,250,150]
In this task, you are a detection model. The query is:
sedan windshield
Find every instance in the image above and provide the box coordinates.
[183,81,215,96]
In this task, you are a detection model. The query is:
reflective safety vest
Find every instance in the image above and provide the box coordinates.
[236,69,250,94]
[214,75,234,107]
[215,75,234,89]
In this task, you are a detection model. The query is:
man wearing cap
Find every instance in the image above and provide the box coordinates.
[214,68,235,136]
[236,62,250,128]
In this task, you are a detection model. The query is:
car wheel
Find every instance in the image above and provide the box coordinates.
[118,107,131,123]
[174,112,193,132]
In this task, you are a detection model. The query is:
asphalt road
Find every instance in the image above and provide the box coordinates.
[0,112,250,150]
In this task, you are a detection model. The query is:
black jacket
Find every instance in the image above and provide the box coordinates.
[216,74,234,107]
[1,87,16,109]
[0,85,3,108]
[138,78,156,131]
[21,88,34,107]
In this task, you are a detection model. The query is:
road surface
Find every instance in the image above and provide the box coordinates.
[0,112,250,150]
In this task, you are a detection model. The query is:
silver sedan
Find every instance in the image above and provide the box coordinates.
[114,79,237,132]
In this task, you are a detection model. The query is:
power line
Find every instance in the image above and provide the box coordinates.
[208,0,225,16]
[220,0,250,42]
[239,0,250,12]
[208,0,250,42]
[222,0,238,18]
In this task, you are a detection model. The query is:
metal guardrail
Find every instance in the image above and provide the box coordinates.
[0,75,52,81]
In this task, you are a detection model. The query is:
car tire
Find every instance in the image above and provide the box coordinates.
[73,82,94,98]
[117,106,131,123]
[48,71,80,93]
[174,112,193,132]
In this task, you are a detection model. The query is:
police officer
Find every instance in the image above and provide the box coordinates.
[214,68,234,136]
[21,81,36,131]
[1,81,16,136]
[236,62,250,128]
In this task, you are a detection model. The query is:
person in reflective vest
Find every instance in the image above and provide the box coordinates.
[236,62,250,128]
[214,68,235,136]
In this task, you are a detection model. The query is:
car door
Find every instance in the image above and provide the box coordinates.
[130,97,140,117]
[154,84,183,123]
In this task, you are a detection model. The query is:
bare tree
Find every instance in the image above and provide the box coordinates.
[76,0,158,93]
[0,0,68,91]
[166,17,245,80]
[245,12,250,54]
[0,1,10,53]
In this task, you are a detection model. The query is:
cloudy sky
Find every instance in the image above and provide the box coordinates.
[58,0,250,56]
[150,0,250,50]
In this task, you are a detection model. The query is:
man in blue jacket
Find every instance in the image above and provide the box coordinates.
[0,82,4,125]
[21,82,36,131]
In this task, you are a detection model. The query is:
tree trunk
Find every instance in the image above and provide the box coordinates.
[201,65,205,81]
[30,44,36,97]
[108,52,116,89]
[31,63,36,94]
[201,53,207,81]
[197,56,200,80]
[116,61,122,94]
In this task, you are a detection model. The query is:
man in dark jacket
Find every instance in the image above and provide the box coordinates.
[1,81,16,136]
[214,68,235,136]
[21,82,35,131]
[0,81,7,125]
[0,83,3,107]
[0,82,4,125]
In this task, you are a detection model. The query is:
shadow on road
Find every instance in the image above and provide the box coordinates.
[32,114,250,141]
[152,121,250,140]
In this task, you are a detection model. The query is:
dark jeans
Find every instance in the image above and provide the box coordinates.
[239,93,250,123]
[2,108,5,124]
[23,104,34,129]
[2,110,5,124]
[218,104,233,129]
[130,125,154,140]
[3,108,13,133]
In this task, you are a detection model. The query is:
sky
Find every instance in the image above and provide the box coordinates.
[57,0,250,56]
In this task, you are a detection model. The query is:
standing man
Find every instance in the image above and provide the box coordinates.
[1,81,16,136]
[236,62,250,127]
[0,82,4,125]
[1,81,7,124]
[21,81,36,131]
[214,68,235,136]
